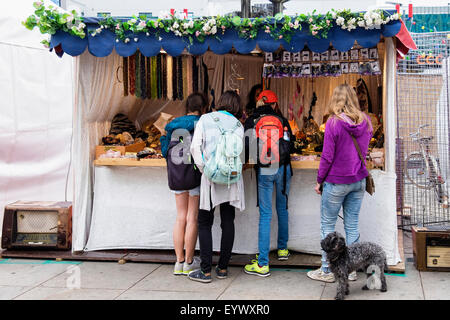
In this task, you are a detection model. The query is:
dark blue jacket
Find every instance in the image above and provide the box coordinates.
[160,115,200,158]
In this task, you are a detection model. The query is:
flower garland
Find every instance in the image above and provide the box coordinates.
[23,1,401,48]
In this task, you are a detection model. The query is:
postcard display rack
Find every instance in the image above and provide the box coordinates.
[263,46,381,78]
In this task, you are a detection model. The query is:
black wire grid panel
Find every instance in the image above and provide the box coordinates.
[396,31,450,231]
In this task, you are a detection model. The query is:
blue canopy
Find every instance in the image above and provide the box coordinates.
[50,17,403,57]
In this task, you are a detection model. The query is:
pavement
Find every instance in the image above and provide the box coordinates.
[0,233,449,300]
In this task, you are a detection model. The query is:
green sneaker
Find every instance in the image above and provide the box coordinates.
[244,261,270,277]
[277,249,290,261]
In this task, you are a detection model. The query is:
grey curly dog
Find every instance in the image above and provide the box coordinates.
[321,231,388,300]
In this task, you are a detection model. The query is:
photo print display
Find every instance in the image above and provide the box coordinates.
[369,48,378,59]
[302,51,310,62]
[340,62,349,74]
[330,50,339,61]
[265,52,273,63]
[312,52,321,61]
[283,51,291,62]
[292,52,301,62]
[340,51,349,60]
[350,49,359,60]
[301,63,311,75]
[350,62,359,73]
[321,51,329,61]
[360,48,369,60]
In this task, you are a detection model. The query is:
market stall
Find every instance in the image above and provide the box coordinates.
[26,4,417,265]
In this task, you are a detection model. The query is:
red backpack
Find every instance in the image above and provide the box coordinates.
[254,114,290,167]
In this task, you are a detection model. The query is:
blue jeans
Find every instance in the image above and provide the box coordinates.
[257,165,291,266]
[320,179,366,272]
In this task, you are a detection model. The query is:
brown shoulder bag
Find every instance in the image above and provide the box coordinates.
[350,134,375,195]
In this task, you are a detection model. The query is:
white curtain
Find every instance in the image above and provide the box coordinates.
[72,51,185,251]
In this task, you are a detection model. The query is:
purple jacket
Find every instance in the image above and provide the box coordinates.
[317,115,373,185]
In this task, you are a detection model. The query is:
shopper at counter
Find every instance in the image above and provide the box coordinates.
[160,93,207,276]
[188,90,245,283]
[307,84,373,283]
[243,90,294,277]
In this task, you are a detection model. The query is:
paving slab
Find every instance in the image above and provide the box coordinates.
[218,268,326,300]
[40,261,160,290]
[0,259,70,287]
[321,262,424,300]
[14,287,124,300]
[0,286,33,300]
[116,289,220,300]
[420,270,450,300]
[132,264,241,295]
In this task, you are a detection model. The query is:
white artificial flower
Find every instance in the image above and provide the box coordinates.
[211,26,217,34]
[385,16,391,23]
[183,22,189,29]
[210,18,216,25]
[124,38,130,43]
[96,27,102,33]
[336,17,345,26]
[391,13,399,20]
[189,20,194,28]
[173,22,179,29]
[331,11,337,19]
[358,20,365,27]
[202,24,210,32]
[349,18,356,25]
[129,18,137,25]
[134,37,138,42]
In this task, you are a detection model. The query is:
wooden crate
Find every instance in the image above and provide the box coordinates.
[95,142,146,159]
[412,226,450,271]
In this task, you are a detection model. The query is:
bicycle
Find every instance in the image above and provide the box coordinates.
[404,124,449,208]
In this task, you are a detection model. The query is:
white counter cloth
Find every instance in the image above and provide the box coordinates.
[85,166,401,266]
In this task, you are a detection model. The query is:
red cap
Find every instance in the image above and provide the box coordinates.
[257,90,278,103]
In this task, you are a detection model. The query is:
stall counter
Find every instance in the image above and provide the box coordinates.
[85,162,401,265]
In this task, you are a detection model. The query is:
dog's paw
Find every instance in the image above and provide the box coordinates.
[334,294,345,300]
[345,289,350,295]
[361,285,369,290]
[380,287,387,292]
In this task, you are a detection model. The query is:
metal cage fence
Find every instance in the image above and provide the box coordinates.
[396,31,450,230]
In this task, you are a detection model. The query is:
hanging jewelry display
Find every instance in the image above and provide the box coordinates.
[172,56,178,100]
[122,57,128,96]
[140,52,147,99]
[192,56,199,93]
[162,54,167,99]
[156,54,162,99]
[135,52,141,98]
[146,56,151,99]
[166,55,173,100]
[177,56,184,100]
[129,53,136,96]
[151,56,158,99]
[182,56,188,99]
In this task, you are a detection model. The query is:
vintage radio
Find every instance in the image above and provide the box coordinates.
[2,201,72,250]
[412,226,450,271]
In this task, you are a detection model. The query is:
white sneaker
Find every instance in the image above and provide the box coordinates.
[173,261,184,275]
[183,257,201,275]
[307,268,335,283]
[348,271,358,281]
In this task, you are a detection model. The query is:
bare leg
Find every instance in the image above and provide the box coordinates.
[173,193,189,263]
[184,195,199,264]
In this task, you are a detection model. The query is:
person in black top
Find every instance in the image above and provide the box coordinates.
[243,89,294,277]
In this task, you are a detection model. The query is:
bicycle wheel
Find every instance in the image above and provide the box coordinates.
[405,152,433,189]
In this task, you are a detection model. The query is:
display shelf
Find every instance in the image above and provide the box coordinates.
[94,158,320,169]
[94,158,166,167]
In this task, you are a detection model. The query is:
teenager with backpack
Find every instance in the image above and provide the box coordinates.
[160,93,207,276]
[243,90,294,277]
[188,90,245,283]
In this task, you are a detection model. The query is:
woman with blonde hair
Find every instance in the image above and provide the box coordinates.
[307,84,373,283]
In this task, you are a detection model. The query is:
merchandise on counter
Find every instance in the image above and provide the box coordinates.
[369,148,384,168]
[109,113,137,137]
[98,150,122,159]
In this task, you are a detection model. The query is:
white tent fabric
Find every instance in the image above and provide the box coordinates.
[0,0,73,240]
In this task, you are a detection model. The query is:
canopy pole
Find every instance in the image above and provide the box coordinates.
[270,0,289,15]
[241,0,251,18]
